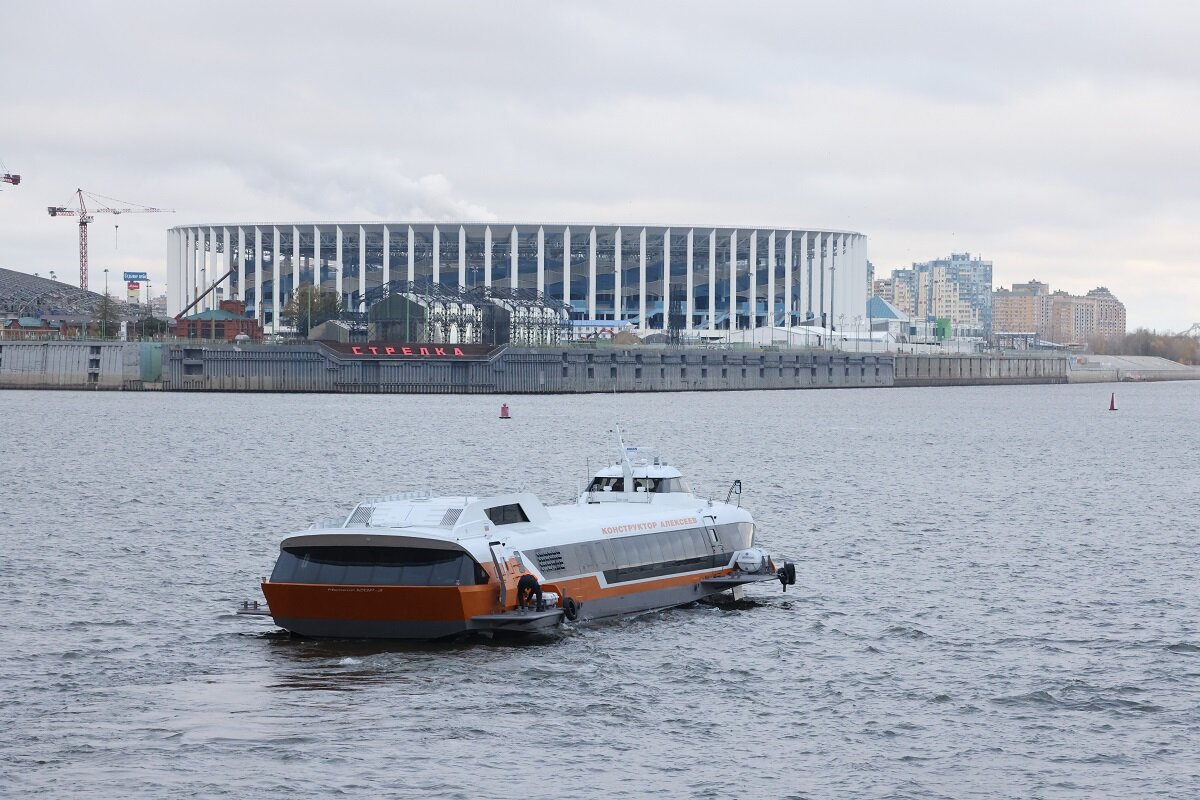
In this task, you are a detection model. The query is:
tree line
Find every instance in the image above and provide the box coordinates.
[1089,329,1200,365]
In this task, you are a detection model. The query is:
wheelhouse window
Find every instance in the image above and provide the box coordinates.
[485,503,529,525]
[586,476,689,493]
[271,546,488,586]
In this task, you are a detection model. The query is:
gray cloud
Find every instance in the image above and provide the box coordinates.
[1,0,1197,328]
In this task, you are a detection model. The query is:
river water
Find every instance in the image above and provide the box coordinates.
[2,382,1199,798]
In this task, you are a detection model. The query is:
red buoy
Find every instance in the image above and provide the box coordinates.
[500,403,511,419]
[1108,392,1117,411]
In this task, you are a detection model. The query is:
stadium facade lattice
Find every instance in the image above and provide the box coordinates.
[167,222,868,335]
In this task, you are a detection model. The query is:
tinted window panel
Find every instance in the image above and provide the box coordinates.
[485,503,530,525]
[271,546,485,586]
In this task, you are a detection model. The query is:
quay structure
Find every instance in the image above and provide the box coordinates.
[166,222,869,339]
[0,340,1074,392]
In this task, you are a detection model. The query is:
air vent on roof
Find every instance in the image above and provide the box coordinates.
[535,549,565,573]
[346,505,375,527]
[439,508,462,528]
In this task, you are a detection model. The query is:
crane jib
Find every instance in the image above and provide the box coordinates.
[45,188,174,291]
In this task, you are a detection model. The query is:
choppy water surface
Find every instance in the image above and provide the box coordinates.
[2,382,1199,798]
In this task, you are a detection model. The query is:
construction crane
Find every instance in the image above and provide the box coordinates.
[47,188,173,290]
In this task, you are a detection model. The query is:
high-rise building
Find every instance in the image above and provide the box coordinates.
[1087,287,1127,339]
[992,281,1125,344]
[876,254,992,334]
[993,279,1051,334]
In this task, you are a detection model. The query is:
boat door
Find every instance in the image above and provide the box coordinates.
[702,515,721,553]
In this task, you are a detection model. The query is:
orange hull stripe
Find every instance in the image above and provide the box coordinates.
[263,566,734,623]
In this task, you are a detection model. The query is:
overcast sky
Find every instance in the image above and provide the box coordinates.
[2,1,1197,330]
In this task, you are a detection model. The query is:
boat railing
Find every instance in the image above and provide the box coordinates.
[309,517,346,529]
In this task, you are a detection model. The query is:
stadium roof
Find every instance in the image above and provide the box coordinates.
[0,267,144,317]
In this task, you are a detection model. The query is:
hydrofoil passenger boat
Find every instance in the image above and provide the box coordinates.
[237,435,795,639]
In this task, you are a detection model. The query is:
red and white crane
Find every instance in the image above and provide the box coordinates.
[47,188,173,291]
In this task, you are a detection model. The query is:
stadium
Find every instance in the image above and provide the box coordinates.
[167,222,868,337]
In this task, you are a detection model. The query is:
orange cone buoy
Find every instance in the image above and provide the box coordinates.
[500,403,511,419]
[1108,392,1117,411]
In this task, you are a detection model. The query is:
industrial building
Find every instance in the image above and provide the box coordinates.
[166,222,868,338]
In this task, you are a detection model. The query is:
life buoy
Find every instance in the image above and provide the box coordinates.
[516,574,542,609]
[562,596,579,621]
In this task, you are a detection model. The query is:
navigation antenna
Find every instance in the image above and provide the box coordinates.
[612,427,636,493]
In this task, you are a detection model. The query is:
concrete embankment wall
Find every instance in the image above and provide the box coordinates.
[0,341,150,390]
[0,341,1095,393]
[893,354,1068,387]
[163,344,895,393]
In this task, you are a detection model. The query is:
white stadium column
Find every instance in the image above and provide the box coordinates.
[801,232,810,325]
[335,225,344,300]
[707,229,716,331]
[175,228,185,314]
[728,230,737,329]
[537,226,545,295]
[222,227,231,302]
[562,225,570,310]
[662,227,670,332]
[639,227,647,330]
[801,231,811,321]
[254,226,263,323]
[382,225,390,290]
[748,231,757,330]
[860,234,870,322]
[312,225,320,291]
[182,228,189,309]
[407,226,415,283]
[189,228,198,309]
[767,231,776,329]
[237,227,246,304]
[185,228,192,311]
[209,226,219,306]
[458,225,466,288]
[359,224,367,310]
[784,232,793,328]
[510,226,518,290]
[166,230,175,314]
[484,225,493,286]
[613,227,622,322]
[199,229,209,311]
[272,226,281,334]
[588,227,597,320]
[292,226,300,309]
[166,230,176,316]
[685,229,694,331]
[432,225,440,285]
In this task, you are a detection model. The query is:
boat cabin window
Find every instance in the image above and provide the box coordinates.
[586,476,688,493]
[271,546,489,586]
[485,503,529,525]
